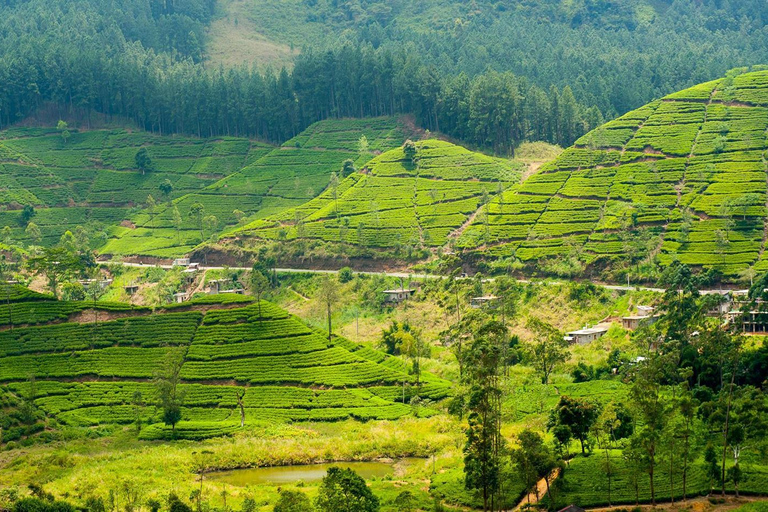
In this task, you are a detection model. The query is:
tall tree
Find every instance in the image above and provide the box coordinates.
[188,203,205,242]
[249,268,270,320]
[317,275,341,342]
[135,147,154,175]
[462,320,506,511]
[525,317,568,384]
[154,348,186,436]
[549,396,599,455]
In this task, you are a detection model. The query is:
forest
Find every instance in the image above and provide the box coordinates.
[2,0,768,154]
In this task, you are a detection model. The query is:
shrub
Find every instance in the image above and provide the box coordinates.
[274,490,313,512]
[315,467,379,512]
[338,267,354,283]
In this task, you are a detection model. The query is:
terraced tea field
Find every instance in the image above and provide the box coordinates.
[457,67,768,277]
[101,117,410,257]
[0,127,273,246]
[234,140,523,248]
[0,288,450,440]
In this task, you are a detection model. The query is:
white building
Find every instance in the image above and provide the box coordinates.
[382,288,415,303]
[564,326,608,345]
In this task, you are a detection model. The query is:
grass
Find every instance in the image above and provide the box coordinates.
[0,416,462,511]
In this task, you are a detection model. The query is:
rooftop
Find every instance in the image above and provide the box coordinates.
[382,288,416,294]
[567,327,608,335]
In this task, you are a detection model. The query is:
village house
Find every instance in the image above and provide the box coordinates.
[564,326,608,345]
[621,305,658,331]
[470,295,501,309]
[726,290,768,333]
[382,288,416,303]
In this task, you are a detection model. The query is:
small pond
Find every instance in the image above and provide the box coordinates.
[207,458,423,486]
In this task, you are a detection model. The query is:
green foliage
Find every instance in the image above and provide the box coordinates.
[315,467,379,512]
[461,69,768,280]
[13,497,75,512]
[239,140,523,249]
[0,296,449,439]
[274,490,313,512]
[548,395,600,455]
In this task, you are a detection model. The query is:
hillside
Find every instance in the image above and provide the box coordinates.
[231,140,523,249]
[206,0,768,120]
[0,127,272,247]
[100,117,410,257]
[0,287,450,441]
[457,68,768,278]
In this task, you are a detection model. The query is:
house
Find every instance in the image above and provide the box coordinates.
[182,266,199,283]
[726,290,768,333]
[208,279,230,294]
[564,326,608,345]
[172,257,190,267]
[636,305,655,317]
[470,295,500,309]
[124,284,139,296]
[621,305,659,330]
[173,292,189,303]
[382,288,415,303]
[621,316,646,330]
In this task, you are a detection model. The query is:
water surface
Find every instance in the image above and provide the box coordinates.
[208,459,422,486]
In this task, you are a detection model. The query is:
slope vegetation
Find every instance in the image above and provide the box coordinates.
[0,287,449,441]
[459,68,768,277]
[101,117,409,257]
[234,140,523,248]
[0,128,271,247]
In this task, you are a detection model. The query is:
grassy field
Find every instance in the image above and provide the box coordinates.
[457,67,768,278]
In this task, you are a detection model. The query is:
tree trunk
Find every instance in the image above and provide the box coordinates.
[722,369,737,496]
[605,450,612,507]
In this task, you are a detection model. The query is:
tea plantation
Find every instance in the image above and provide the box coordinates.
[101,117,410,257]
[0,127,273,247]
[458,67,768,277]
[0,290,450,440]
[234,139,523,248]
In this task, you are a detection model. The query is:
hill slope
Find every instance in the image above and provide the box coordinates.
[0,289,450,441]
[232,139,523,249]
[459,68,768,277]
[206,0,768,120]
[100,117,411,257]
[0,128,272,247]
